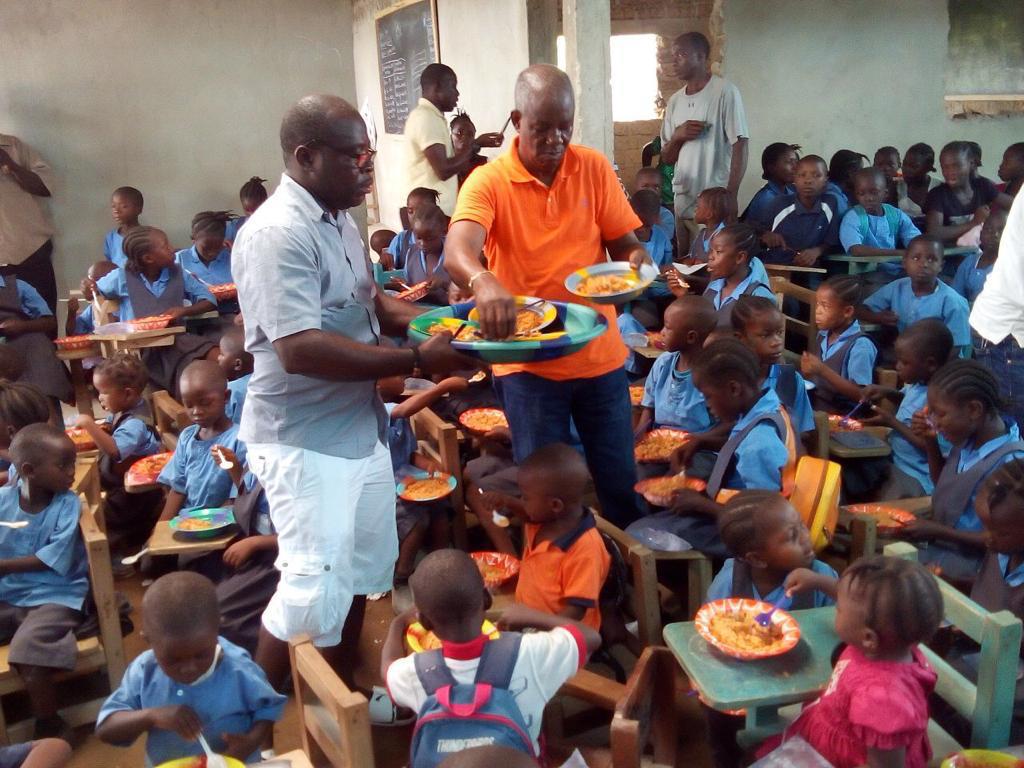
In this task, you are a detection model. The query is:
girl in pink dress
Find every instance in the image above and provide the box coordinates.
[771,555,943,768]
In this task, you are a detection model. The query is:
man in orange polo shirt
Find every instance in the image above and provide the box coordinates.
[445,64,649,525]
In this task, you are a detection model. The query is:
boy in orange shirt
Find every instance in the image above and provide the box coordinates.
[483,443,610,630]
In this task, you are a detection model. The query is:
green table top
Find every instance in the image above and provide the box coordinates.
[663,606,840,712]
[826,245,977,264]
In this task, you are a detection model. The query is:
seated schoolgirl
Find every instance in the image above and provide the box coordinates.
[701,223,775,325]
[741,142,799,232]
[90,226,220,396]
[224,176,268,243]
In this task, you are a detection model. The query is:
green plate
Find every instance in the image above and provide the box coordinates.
[408,300,607,364]
[169,507,235,539]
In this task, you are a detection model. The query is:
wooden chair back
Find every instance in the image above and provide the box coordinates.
[610,646,680,768]
[768,274,819,352]
[150,390,189,450]
[79,495,127,688]
[595,516,662,647]
[886,542,1023,750]
[289,638,374,768]
[409,407,466,548]
[789,456,841,552]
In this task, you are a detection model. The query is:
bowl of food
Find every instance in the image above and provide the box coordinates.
[634,475,708,507]
[695,598,801,660]
[634,428,690,463]
[459,408,509,435]
[65,428,96,452]
[468,296,557,337]
[941,751,1024,768]
[169,507,236,539]
[396,472,457,503]
[843,503,916,530]
[128,314,174,332]
[406,619,500,653]
[645,330,666,350]
[564,261,658,305]
[54,334,98,352]
[396,281,431,302]
[125,452,173,488]
[629,384,645,407]
[155,757,246,768]
[208,283,237,301]
[470,551,520,589]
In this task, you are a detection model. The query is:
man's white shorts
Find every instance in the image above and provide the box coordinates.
[248,440,398,647]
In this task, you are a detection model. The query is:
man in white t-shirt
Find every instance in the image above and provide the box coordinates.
[382,550,601,755]
[403,64,503,216]
[660,32,749,253]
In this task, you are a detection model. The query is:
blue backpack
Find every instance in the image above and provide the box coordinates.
[410,633,536,768]
[853,203,903,244]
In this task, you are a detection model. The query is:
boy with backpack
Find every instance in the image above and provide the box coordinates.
[382,549,601,767]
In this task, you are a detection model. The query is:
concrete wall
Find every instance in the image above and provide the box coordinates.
[0,0,356,295]
[352,0,530,231]
[724,0,1024,206]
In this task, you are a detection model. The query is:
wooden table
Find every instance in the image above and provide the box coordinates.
[663,607,839,738]
[73,455,101,507]
[828,426,892,459]
[146,520,236,556]
[634,345,665,361]
[91,325,184,357]
[826,246,978,275]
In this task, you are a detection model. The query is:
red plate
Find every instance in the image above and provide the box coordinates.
[65,428,96,452]
[208,283,237,300]
[396,281,431,302]
[54,335,97,351]
[125,452,173,486]
[844,503,916,529]
[629,384,644,406]
[634,428,690,463]
[634,475,707,507]
[827,414,863,432]
[695,598,801,660]
[470,551,520,589]
[128,315,173,332]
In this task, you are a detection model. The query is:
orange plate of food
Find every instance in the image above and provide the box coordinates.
[128,314,174,332]
[125,452,173,487]
[695,598,801,660]
[629,384,644,406]
[458,407,509,434]
[406,619,500,654]
[635,428,689,463]
[397,472,457,502]
[208,283,237,300]
[470,551,520,589]
[844,503,917,529]
[54,334,98,352]
[634,475,707,507]
[396,281,431,302]
[827,414,863,431]
[940,750,1024,768]
[645,331,666,350]
[65,428,96,452]
[155,756,245,768]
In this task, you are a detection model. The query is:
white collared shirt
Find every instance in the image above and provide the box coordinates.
[971,191,1024,345]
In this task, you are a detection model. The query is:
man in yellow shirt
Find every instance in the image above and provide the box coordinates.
[403,64,502,216]
[445,64,649,526]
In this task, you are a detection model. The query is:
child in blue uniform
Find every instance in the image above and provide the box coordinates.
[839,167,921,281]
[862,319,953,498]
[631,189,673,298]
[702,224,775,324]
[687,186,736,267]
[224,176,268,243]
[761,155,842,267]
[859,235,971,354]
[908,360,1024,581]
[403,204,450,305]
[91,226,220,396]
[176,211,236,313]
[96,571,285,765]
[73,354,162,555]
[800,276,877,413]
[386,187,440,271]
[67,261,117,335]
[953,205,1004,305]
[157,361,246,521]
[0,271,70,405]
[217,327,253,426]
[634,167,675,241]
[825,149,866,217]
[873,145,902,203]
[626,340,795,557]
[103,186,143,267]
[0,425,87,738]
[742,142,799,231]
[0,382,51,488]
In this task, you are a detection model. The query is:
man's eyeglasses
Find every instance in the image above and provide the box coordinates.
[308,139,377,168]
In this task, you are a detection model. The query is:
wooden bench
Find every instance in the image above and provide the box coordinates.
[409,407,465,549]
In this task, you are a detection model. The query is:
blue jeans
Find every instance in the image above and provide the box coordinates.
[974,334,1024,430]
[493,368,639,527]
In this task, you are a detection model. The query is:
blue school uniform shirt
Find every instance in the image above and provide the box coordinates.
[104,400,161,461]
[224,216,247,243]
[656,207,675,242]
[722,388,790,491]
[816,322,876,385]
[0,487,88,611]
[74,303,96,334]
[707,558,837,606]
[743,181,794,231]
[762,193,842,264]
[385,402,418,475]
[157,423,247,510]
[863,278,971,347]
[952,252,993,304]
[103,228,127,267]
[824,181,851,217]
[704,265,776,311]
[176,244,234,286]
[97,637,286,765]
[641,351,712,433]
[387,230,415,271]
[838,206,921,275]
[765,364,815,433]
[225,374,251,426]
[618,311,647,376]
[952,419,1024,532]
[639,226,673,268]
[94,267,217,321]
[997,554,1024,588]
[0,275,51,319]
[889,383,949,494]
[687,222,724,263]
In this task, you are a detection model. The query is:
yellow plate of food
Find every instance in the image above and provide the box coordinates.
[156,757,246,768]
[565,261,658,305]
[695,598,801,660]
[843,503,917,530]
[941,751,1024,768]
[634,428,690,463]
[397,472,457,502]
[65,428,96,452]
[470,551,521,588]
[634,475,708,507]
[406,619,500,654]
[458,407,509,435]
[629,384,645,406]
[468,296,557,337]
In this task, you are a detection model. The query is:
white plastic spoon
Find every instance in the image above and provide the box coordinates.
[120,547,149,565]
[197,733,228,768]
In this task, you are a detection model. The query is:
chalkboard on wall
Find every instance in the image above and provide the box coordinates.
[946,0,1024,111]
[376,0,440,135]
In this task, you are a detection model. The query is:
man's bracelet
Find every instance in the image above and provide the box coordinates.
[467,270,493,291]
